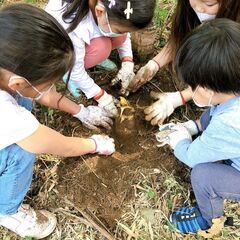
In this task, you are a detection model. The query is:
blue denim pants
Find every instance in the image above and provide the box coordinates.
[0,97,36,215]
[192,109,240,225]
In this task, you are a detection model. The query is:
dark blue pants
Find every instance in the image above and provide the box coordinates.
[191,108,240,225]
[0,97,35,215]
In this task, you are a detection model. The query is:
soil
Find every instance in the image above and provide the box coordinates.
[56,69,188,229]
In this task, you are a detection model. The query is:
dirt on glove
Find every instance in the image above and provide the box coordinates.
[56,83,187,228]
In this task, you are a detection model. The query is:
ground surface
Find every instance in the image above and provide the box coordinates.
[56,70,186,228]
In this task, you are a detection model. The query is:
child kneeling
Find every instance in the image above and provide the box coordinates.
[157,19,240,235]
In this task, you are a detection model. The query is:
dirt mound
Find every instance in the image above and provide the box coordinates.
[57,81,185,228]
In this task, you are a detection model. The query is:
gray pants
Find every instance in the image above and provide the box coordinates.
[191,163,240,225]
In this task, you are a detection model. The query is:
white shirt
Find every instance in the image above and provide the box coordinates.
[0,90,39,150]
[45,0,133,99]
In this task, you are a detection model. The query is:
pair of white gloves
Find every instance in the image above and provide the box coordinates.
[67,62,135,153]
[67,61,134,130]
[72,59,184,130]
[109,60,185,126]
[156,120,200,149]
[128,60,185,126]
[95,61,135,118]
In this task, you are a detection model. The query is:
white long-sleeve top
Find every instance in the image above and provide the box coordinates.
[45,0,133,99]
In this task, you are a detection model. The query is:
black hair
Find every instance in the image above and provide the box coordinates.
[174,18,240,94]
[62,0,156,32]
[169,0,240,58]
[0,3,75,85]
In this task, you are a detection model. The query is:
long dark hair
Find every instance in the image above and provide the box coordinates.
[175,19,240,93]
[62,0,156,32]
[169,0,240,57]
[0,3,75,85]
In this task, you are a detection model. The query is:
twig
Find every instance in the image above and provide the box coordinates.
[80,156,108,188]
[148,81,163,92]
[65,198,115,240]
[56,208,93,227]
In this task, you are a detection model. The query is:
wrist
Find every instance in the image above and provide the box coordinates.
[179,91,186,105]
[151,59,161,70]
[88,138,97,154]
[72,104,81,116]
[94,89,105,101]
[171,91,184,108]
[122,57,133,63]
[182,120,199,136]
[73,104,86,118]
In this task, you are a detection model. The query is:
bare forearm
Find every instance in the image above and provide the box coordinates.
[52,136,96,157]
[180,87,193,103]
[17,125,96,156]
[37,88,80,115]
[153,43,173,68]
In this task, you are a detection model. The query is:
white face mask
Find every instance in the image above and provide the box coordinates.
[194,9,216,23]
[9,75,54,101]
[97,3,125,38]
[192,86,213,108]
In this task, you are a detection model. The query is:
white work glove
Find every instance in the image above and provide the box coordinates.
[96,91,118,118]
[180,120,199,136]
[90,135,115,155]
[144,91,183,125]
[128,60,159,92]
[73,104,113,130]
[156,123,192,149]
[111,62,135,96]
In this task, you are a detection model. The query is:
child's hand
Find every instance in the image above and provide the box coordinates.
[111,62,135,96]
[73,104,113,130]
[96,91,118,118]
[128,60,159,92]
[144,91,183,125]
[156,123,192,149]
[90,135,115,155]
[180,120,200,136]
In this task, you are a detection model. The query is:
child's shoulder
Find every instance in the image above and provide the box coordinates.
[0,90,39,150]
[0,90,31,117]
[0,90,17,106]
[212,97,240,128]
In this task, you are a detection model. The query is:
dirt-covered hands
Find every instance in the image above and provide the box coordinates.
[90,135,115,155]
[144,91,184,125]
[73,104,113,130]
[128,60,159,92]
[156,123,192,149]
[96,90,118,117]
[111,61,135,96]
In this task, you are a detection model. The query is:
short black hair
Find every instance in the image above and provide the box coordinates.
[174,18,240,94]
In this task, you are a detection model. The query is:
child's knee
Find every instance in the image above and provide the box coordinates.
[191,163,213,186]
[85,37,112,68]
[111,35,127,49]
[3,144,35,171]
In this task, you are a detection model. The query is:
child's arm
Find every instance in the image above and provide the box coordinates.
[172,118,238,168]
[37,87,113,130]
[64,36,118,117]
[17,124,114,156]
[129,43,173,92]
[37,86,80,115]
